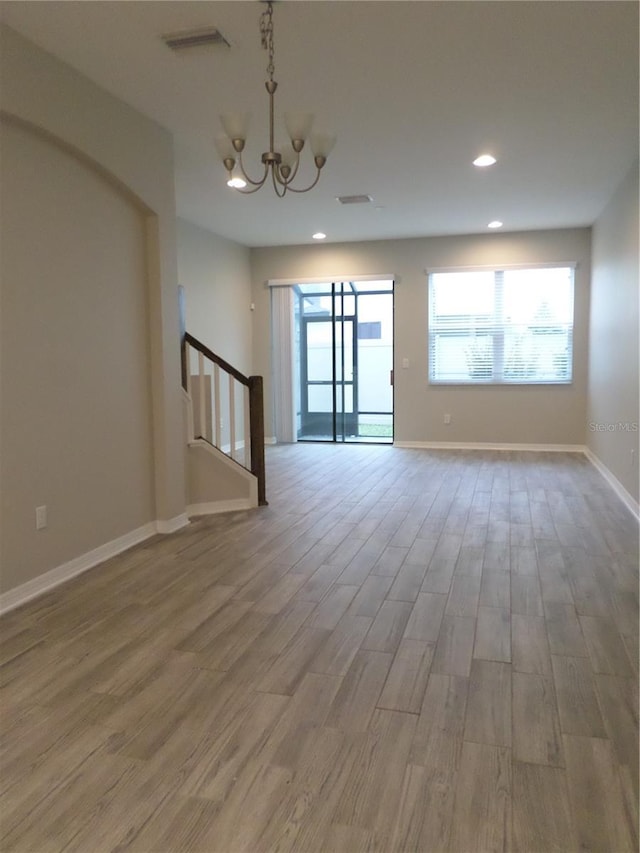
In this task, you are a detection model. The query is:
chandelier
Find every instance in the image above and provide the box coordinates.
[215,1,336,197]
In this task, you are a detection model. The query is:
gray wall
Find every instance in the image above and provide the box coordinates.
[1,120,155,592]
[1,27,186,595]
[251,228,591,446]
[177,218,253,374]
[587,161,639,503]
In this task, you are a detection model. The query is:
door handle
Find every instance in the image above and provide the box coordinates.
[390,369,394,386]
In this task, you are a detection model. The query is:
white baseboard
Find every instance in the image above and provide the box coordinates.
[0,513,193,615]
[0,521,157,615]
[393,440,638,519]
[393,441,587,453]
[156,513,190,534]
[584,448,640,520]
[265,436,277,445]
[188,498,256,517]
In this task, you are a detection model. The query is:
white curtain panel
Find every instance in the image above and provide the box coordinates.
[270,285,297,443]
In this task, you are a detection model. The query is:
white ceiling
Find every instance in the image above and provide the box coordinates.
[1,1,637,248]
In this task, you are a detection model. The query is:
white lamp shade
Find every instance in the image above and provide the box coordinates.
[220,112,250,141]
[310,132,336,158]
[284,111,314,142]
[215,133,236,160]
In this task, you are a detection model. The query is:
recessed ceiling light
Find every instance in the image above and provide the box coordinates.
[227,176,247,188]
[488,220,503,229]
[473,154,497,167]
[312,232,327,240]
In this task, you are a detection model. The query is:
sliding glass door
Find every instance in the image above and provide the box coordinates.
[295,280,393,443]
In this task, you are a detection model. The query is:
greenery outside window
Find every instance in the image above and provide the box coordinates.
[428,265,575,384]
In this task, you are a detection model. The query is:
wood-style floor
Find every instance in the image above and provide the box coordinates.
[1,444,638,852]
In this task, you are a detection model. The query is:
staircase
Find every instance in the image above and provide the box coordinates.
[182,332,267,507]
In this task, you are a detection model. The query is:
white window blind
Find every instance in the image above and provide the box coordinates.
[428,266,574,384]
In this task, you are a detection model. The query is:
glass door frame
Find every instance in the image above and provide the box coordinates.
[295,279,394,444]
[299,287,358,441]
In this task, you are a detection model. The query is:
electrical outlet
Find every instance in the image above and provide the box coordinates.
[444,413,451,425]
[35,505,47,530]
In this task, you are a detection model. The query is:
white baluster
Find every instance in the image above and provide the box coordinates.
[229,378,236,460]
[244,385,251,468]
[198,351,206,439]
[214,364,221,448]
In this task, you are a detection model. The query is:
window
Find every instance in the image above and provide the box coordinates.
[358,321,382,340]
[428,266,574,384]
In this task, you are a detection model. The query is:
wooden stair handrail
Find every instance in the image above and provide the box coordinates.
[184,332,250,388]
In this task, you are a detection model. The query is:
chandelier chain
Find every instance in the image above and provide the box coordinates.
[260,2,275,82]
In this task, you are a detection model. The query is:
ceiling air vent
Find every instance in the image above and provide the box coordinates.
[337,194,373,205]
[162,27,231,52]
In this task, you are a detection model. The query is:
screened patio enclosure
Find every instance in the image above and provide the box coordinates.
[294,280,394,443]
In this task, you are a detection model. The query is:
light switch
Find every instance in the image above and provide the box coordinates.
[402,358,409,369]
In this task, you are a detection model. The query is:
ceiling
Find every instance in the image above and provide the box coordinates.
[1,1,637,248]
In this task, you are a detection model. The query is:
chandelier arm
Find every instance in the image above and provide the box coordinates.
[236,152,270,187]
[289,157,301,182]
[282,167,323,194]
[236,180,270,195]
[271,167,287,198]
